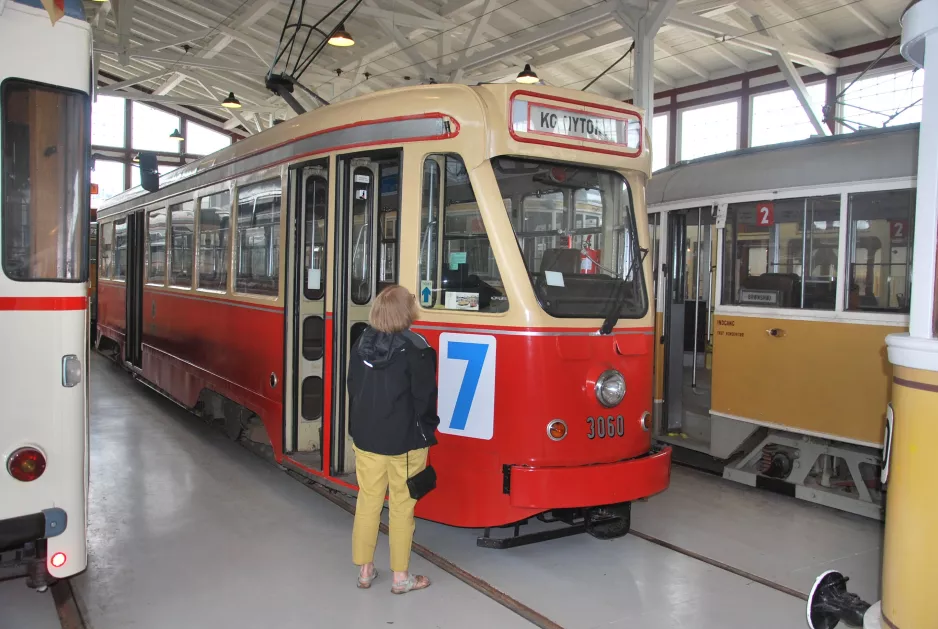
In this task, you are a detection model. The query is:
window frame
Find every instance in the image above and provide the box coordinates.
[196,183,233,293]
[168,199,196,289]
[652,177,916,326]
[1,78,90,283]
[676,97,741,162]
[747,82,828,149]
[145,207,167,286]
[232,170,284,299]
[835,65,925,134]
[417,153,511,315]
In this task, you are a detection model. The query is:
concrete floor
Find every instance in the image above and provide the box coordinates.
[0,578,60,629]
[3,353,885,628]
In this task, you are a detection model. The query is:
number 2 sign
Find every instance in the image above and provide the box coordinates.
[756,202,775,227]
[438,333,496,440]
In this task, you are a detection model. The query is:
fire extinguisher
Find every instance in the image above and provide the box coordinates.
[579,236,600,275]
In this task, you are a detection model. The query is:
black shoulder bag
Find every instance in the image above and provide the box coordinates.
[406,417,436,500]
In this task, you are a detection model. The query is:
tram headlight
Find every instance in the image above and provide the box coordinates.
[7,447,46,482]
[595,370,626,408]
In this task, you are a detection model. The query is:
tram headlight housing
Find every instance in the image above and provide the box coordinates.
[595,370,626,408]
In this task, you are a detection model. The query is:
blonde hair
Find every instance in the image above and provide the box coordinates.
[369,285,417,333]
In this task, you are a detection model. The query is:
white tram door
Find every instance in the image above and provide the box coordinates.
[284,161,329,468]
[330,152,402,476]
[663,208,716,449]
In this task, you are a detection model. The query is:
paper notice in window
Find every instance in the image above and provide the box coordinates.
[544,271,565,287]
[307,268,321,291]
[445,292,479,311]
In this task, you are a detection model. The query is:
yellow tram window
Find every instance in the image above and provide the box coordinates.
[721,195,840,310]
[845,189,915,313]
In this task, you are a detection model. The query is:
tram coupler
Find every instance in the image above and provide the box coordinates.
[807,571,871,629]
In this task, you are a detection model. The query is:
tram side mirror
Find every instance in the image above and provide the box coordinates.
[138,151,160,193]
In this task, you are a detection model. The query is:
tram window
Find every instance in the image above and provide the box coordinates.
[845,189,915,312]
[169,201,195,288]
[1,80,88,282]
[198,190,231,292]
[378,163,400,292]
[303,175,328,301]
[100,222,114,279]
[350,167,374,305]
[721,195,840,310]
[491,157,646,319]
[114,219,127,281]
[419,160,441,307]
[235,179,281,297]
[419,154,508,313]
[146,209,166,285]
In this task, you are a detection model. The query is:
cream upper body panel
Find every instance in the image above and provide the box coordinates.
[97,84,654,331]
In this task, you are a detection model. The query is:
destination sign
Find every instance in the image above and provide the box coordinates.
[527,104,637,147]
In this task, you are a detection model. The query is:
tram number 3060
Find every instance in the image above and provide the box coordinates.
[586,415,625,439]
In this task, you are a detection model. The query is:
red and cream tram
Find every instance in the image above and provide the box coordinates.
[96,84,671,540]
[0,0,91,586]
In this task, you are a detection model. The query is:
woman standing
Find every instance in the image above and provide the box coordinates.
[347,285,439,594]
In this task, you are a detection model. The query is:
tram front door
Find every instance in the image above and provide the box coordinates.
[330,151,402,477]
[662,207,715,452]
[284,160,329,469]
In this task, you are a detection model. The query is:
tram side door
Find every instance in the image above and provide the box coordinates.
[663,207,715,447]
[124,211,145,368]
[284,161,330,468]
[331,151,402,477]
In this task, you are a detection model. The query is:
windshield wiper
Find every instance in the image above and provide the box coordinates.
[599,246,648,335]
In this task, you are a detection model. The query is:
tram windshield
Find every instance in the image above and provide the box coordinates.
[491,158,646,319]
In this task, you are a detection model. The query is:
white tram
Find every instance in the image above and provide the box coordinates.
[0,0,91,587]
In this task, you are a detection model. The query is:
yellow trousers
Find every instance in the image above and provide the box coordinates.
[352,444,428,572]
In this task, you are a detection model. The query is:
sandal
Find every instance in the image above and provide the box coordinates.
[391,575,431,594]
[357,567,378,589]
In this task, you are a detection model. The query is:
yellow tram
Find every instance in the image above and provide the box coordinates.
[646,124,919,519]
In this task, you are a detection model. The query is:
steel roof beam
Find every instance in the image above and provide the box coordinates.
[438,4,617,76]
[834,0,887,38]
[750,13,828,136]
[665,7,839,74]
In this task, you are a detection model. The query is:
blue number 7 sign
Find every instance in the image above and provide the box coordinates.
[437,333,496,440]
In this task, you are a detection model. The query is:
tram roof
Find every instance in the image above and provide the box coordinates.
[646,123,920,208]
[99,83,648,218]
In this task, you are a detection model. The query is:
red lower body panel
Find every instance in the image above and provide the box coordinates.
[508,446,672,509]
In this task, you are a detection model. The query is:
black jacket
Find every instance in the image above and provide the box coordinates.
[347,327,440,456]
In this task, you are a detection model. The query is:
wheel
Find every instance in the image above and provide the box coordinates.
[585,502,631,540]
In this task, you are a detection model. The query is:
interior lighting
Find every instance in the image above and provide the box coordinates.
[516,64,539,84]
[169,129,184,141]
[328,23,355,47]
[221,92,242,109]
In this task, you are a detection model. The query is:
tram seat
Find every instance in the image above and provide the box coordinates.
[740,273,802,308]
[540,248,580,275]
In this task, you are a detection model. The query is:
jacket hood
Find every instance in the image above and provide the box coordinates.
[356,328,408,369]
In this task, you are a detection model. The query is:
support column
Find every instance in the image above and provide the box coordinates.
[875,1,938,628]
[633,16,656,120]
